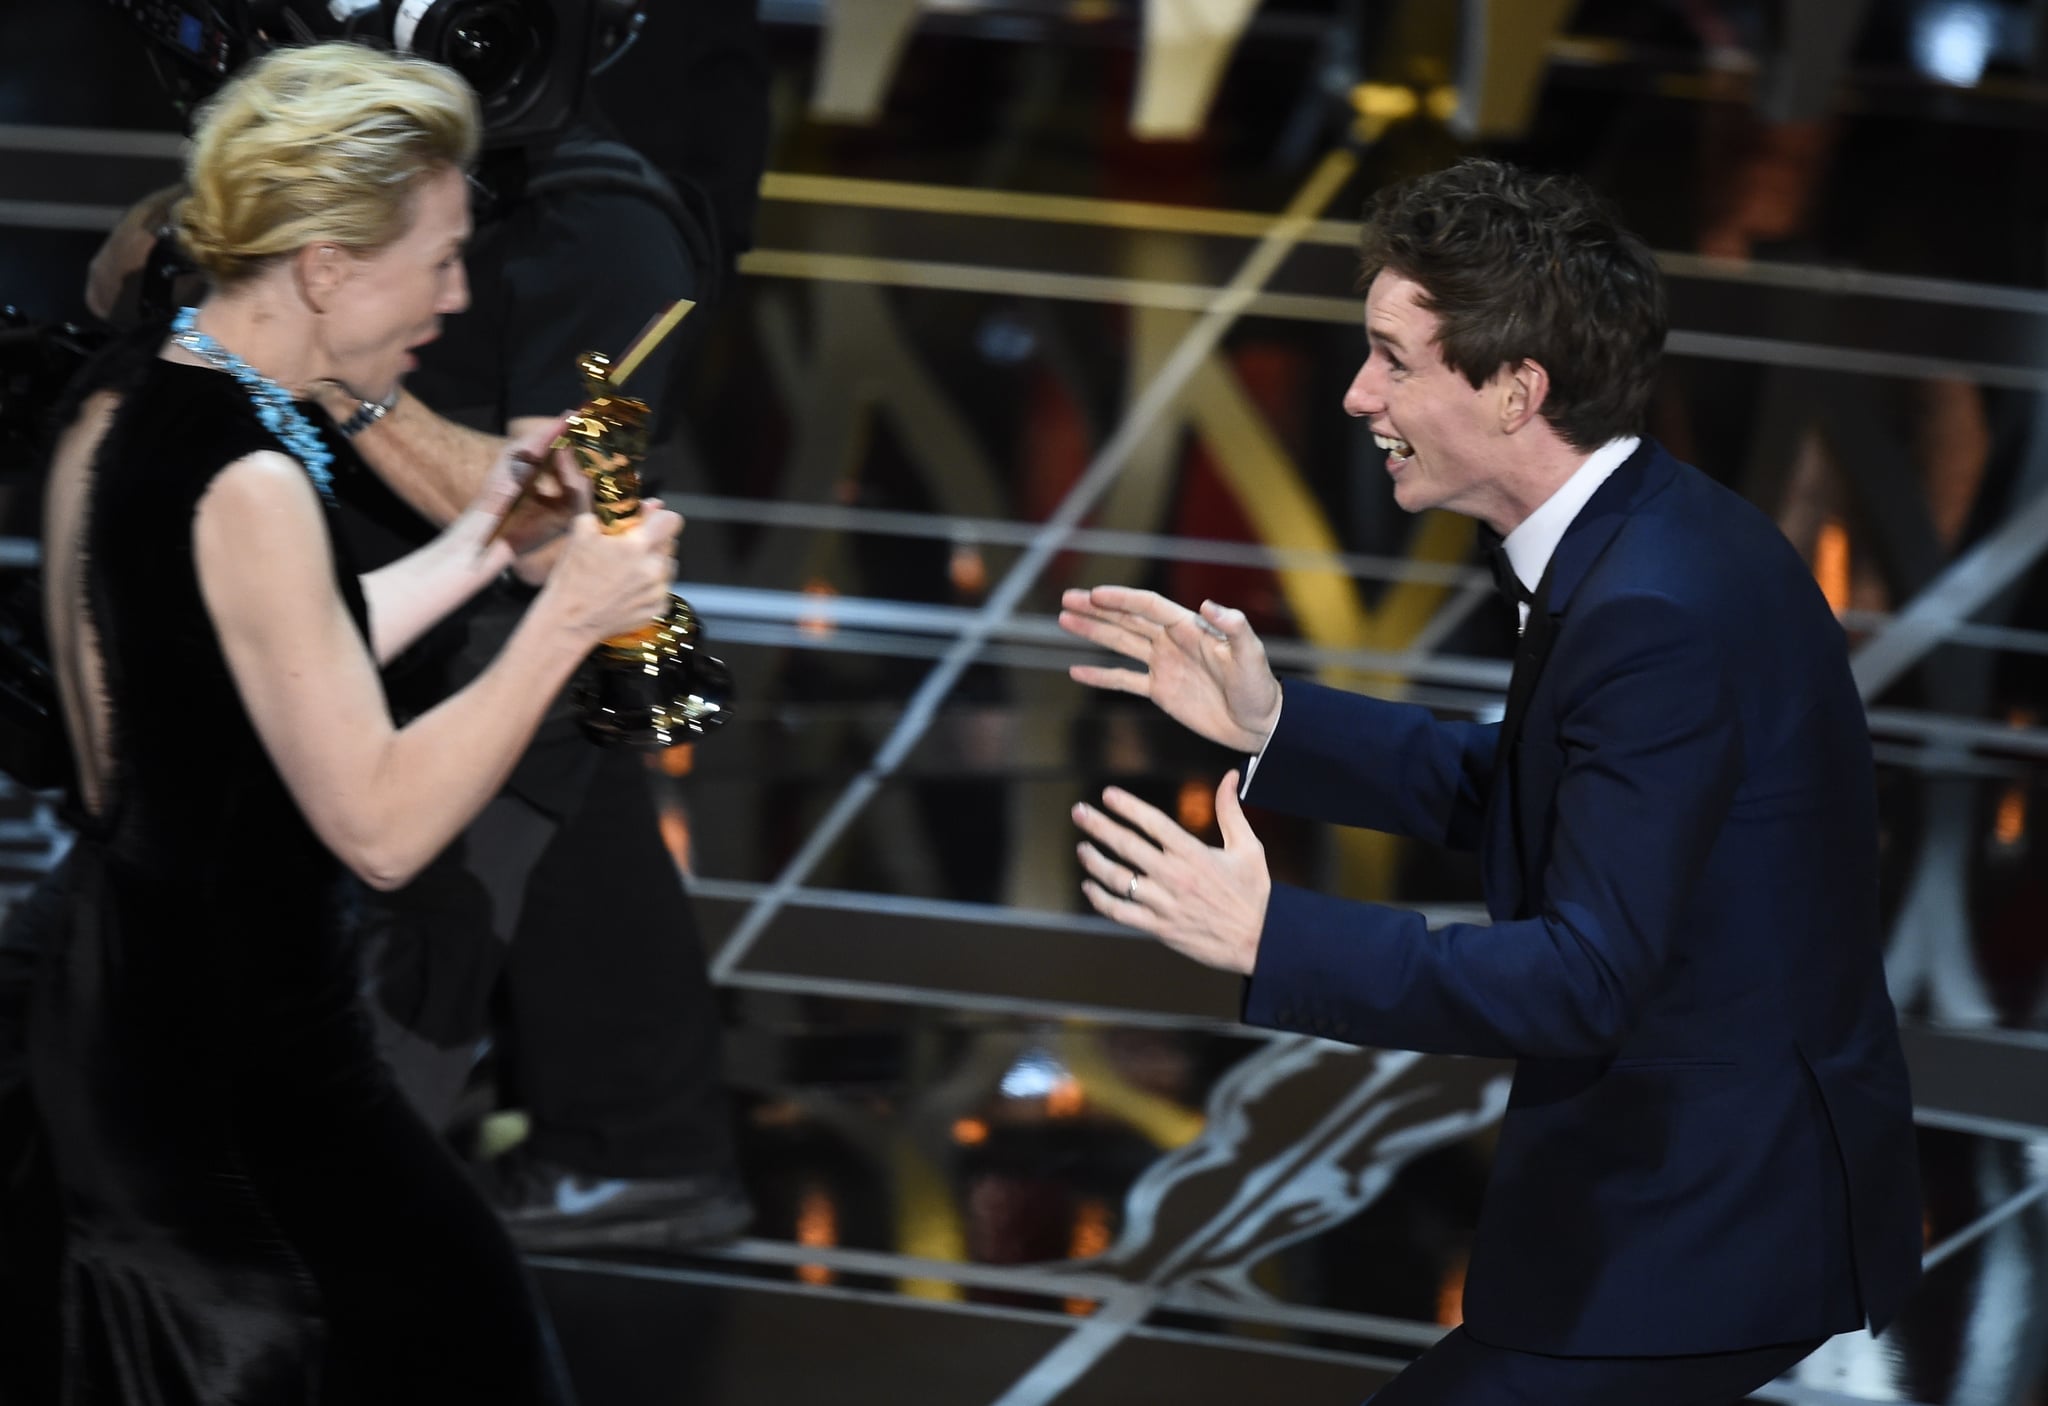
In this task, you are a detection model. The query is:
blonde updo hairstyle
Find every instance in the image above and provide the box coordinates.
[175,42,481,288]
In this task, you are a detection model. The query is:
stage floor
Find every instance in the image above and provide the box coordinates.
[522,992,2048,1406]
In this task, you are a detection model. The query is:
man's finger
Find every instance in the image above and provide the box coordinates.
[1167,612,1229,647]
[1087,585,1196,632]
[1081,879,1162,935]
[1075,839,1137,894]
[1216,772,1259,849]
[1058,610,1153,660]
[1073,802,1164,871]
[1064,598,1166,642]
[1099,786,1198,855]
[1198,599,1257,644]
[1073,585,1155,626]
[1068,664,1153,697]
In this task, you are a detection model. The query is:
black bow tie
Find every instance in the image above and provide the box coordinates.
[1486,542,1534,612]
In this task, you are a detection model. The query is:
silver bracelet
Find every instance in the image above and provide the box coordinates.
[336,387,400,439]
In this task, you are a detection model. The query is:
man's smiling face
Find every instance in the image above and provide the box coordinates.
[1342,270,1520,526]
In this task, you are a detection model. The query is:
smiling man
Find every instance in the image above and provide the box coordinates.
[1058,158,1922,1404]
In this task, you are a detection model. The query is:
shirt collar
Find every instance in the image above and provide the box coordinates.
[1501,436,1640,595]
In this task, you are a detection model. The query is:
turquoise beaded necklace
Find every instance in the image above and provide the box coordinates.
[170,305,335,502]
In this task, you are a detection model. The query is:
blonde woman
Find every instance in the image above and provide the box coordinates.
[23,44,680,1402]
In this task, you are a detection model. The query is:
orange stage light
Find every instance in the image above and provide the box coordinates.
[795,1182,840,1286]
[1814,518,1850,617]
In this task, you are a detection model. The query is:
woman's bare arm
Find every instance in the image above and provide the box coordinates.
[194,450,677,890]
[356,504,515,664]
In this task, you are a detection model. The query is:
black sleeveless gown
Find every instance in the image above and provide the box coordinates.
[18,346,574,1404]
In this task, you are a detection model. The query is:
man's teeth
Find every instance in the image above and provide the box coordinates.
[1373,433,1413,457]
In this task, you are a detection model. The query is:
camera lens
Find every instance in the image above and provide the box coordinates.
[411,0,553,112]
[439,3,523,97]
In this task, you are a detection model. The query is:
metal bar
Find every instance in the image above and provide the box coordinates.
[1158,1284,1448,1349]
[1862,706,2048,760]
[1659,251,2048,317]
[1920,1176,2048,1272]
[1660,329,2048,394]
[741,248,2048,391]
[1912,1106,2048,1143]
[758,170,1355,245]
[738,247,1358,323]
[757,171,2048,317]
[690,877,1140,938]
[716,966,1265,1035]
[689,876,1491,936]
[526,1253,1106,1328]
[986,1292,1157,1406]
[1852,480,2048,699]
[1125,1323,1413,1375]
[1752,1384,1944,1406]
[0,200,127,231]
[665,495,1486,587]
[700,1238,1131,1299]
[0,124,185,158]
[1840,610,2048,661]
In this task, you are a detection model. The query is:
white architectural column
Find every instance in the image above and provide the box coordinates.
[1132,0,1265,139]
[810,0,923,124]
[1448,0,1579,141]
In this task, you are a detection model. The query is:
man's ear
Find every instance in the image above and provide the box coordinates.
[296,242,350,313]
[1498,358,1551,435]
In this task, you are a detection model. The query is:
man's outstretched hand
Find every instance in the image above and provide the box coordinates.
[1058,587,1282,753]
[1072,773,1270,975]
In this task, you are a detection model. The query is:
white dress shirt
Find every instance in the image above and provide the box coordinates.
[1243,435,1640,789]
[1498,435,1639,633]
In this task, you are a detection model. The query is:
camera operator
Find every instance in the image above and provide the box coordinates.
[89,0,771,1249]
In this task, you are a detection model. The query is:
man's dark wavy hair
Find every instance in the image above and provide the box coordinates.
[1357,158,1666,453]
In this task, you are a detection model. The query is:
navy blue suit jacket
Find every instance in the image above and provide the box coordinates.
[1242,442,1921,1357]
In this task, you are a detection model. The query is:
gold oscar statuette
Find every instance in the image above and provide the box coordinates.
[550,302,732,747]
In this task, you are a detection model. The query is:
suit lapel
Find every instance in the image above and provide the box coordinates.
[1482,441,1674,917]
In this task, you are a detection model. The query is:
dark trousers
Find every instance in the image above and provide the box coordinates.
[366,741,731,1178]
[1369,1328,1827,1406]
